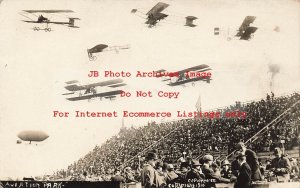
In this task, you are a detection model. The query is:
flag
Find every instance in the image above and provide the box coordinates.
[195,95,201,120]
[122,117,125,128]
[195,95,201,112]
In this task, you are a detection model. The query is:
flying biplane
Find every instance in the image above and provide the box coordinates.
[215,16,257,41]
[131,2,197,28]
[20,10,80,32]
[87,44,130,61]
[155,64,212,86]
[63,79,126,101]
[235,16,257,40]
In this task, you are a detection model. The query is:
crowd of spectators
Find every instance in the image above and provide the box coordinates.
[49,92,300,181]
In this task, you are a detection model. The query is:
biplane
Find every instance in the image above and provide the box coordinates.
[131,2,197,28]
[235,16,257,40]
[63,79,126,101]
[215,16,257,41]
[87,44,130,61]
[20,10,80,32]
[156,64,212,86]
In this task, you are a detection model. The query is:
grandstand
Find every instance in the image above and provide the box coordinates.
[51,92,300,181]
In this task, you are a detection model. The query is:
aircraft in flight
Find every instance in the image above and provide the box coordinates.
[20,10,80,32]
[63,79,126,101]
[215,16,258,41]
[87,44,130,61]
[131,2,198,28]
[155,64,212,86]
[17,130,49,144]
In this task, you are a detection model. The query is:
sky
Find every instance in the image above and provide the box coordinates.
[0,0,299,179]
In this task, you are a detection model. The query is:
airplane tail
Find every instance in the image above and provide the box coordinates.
[106,45,130,53]
[68,17,80,28]
[185,16,197,27]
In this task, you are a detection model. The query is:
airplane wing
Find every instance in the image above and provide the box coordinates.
[177,65,211,82]
[240,16,256,28]
[167,76,211,86]
[23,10,74,13]
[155,69,166,74]
[240,27,257,40]
[23,20,39,23]
[177,64,210,75]
[104,96,117,99]
[46,21,70,25]
[156,66,211,84]
[65,80,79,84]
[88,44,109,54]
[22,20,70,25]
[33,19,80,26]
[66,90,122,101]
[146,2,169,16]
[108,83,127,88]
[64,79,124,91]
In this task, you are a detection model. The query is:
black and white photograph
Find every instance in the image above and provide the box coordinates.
[0,0,299,188]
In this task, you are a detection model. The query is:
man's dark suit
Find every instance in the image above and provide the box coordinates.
[234,162,252,188]
[245,149,262,180]
[185,168,205,182]
[202,164,230,187]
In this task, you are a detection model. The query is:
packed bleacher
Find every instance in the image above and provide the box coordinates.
[48,92,300,183]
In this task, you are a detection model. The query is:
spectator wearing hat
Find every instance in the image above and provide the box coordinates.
[160,162,169,183]
[201,154,230,187]
[234,152,252,188]
[221,160,231,179]
[155,161,167,185]
[155,161,164,173]
[236,142,263,181]
[212,162,221,176]
[289,158,299,180]
[141,152,165,188]
[269,147,291,182]
[166,164,179,183]
[124,167,137,183]
[265,159,272,171]
[177,162,189,182]
[111,169,125,182]
[186,159,205,182]
[231,151,240,179]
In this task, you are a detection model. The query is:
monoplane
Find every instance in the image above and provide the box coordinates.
[87,44,130,61]
[155,64,212,86]
[131,2,197,28]
[63,79,126,101]
[20,10,80,32]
